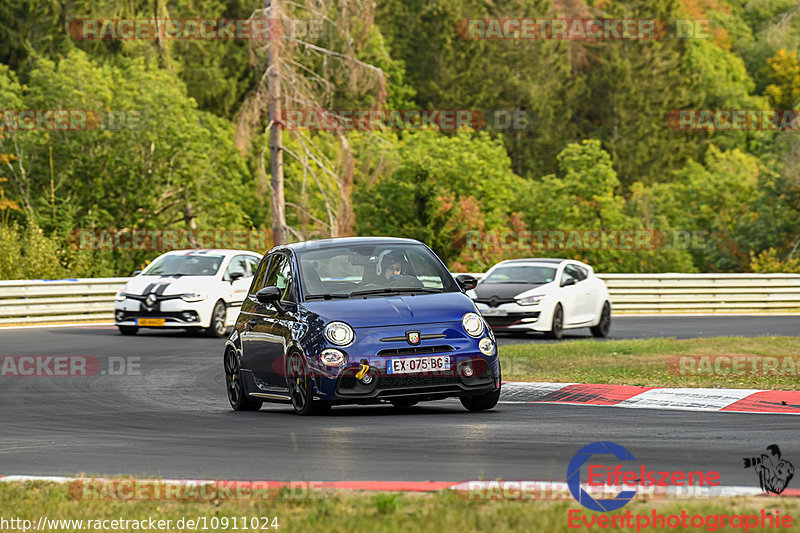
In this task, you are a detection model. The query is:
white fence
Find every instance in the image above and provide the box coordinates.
[1,274,799,325]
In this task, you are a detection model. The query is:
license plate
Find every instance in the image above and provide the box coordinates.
[480,308,507,316]
[137,318,165,326]
[387,355,450,375]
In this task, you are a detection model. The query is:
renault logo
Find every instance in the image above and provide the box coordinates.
[145,294,157,307]
[406,331,421,345]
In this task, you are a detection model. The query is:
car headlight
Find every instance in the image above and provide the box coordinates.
[115,290,127,302]
[462,312,485,338]
[516,294,544,306]
[479,337,495,355]
[181,291,207,302]
[324,321,355,346]
[320,348,348,366]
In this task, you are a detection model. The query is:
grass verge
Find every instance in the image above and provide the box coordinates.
[2,481,799,532]
[499,336,800,389]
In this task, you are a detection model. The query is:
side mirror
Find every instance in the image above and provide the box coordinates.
[561,278,577,287]
[132,270,142,276]
[255,286,285,314]
[456,274,478,291]
[229,271,245,283]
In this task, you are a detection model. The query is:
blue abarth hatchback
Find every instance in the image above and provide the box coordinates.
[223,237,501,415]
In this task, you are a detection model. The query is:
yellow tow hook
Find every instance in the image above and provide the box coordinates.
[355,363,372,384]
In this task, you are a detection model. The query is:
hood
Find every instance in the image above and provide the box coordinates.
[473,282,540,300]
[302,291,475,328]
[122,275,217,296]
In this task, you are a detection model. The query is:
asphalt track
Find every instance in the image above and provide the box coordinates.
[494,315,800,344]
[1,316,798,486]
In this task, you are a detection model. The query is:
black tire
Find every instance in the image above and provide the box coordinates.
[546,303,564,340]
[590,302,611,338]
[460,386,501,412]
[206,301,228,338]
[118,326,138,335]
[390,399,419,408]
[224,348,262,411]
[286,352,329,416]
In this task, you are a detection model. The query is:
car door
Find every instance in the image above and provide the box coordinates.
[573,265,598,322]
[241,252,299,389]
[240,255,274,387]
[222,254,256,325]
[558,265,582,326]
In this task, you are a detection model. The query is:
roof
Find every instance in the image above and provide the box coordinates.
[278,236,424,253]
[498,258,568,265]
[164,249,261,256]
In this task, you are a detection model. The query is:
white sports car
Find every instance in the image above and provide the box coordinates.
[114,249,262,337]
[468,258,611,339]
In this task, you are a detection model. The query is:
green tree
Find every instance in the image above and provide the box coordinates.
[354,131,526,267]
[524,140,695,273]
[0,50,255,275]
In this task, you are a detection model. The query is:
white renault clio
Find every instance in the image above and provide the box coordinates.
[114,249,262,337]
[469,258,611,339]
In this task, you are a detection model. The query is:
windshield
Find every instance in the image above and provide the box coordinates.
[142,254,224,276]
[481,265,556,284]
[297,243,458,299]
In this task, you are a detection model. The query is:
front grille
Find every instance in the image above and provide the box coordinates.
[485,313,539,328]
[378,345,452,357]
[119,310,195,319]
[378,374,459,389]
[336,356,495,397]
[339,376,358,389]
[379,334,446,342]
[474,297,515,308]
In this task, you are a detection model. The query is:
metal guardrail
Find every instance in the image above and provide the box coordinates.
[468,273,800,315]
[598,273,800,314]
[0,278,129,325]
[0,274,799,325]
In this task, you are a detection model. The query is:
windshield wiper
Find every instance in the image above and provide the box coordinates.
[348,287,444,297]
[304,293,351,300]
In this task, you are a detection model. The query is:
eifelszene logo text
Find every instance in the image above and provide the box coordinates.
[567,441,720,512]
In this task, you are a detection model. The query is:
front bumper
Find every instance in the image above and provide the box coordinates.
[305,322,500,403]
[330,354,497,402]
[476,302,549,331]
[114,298,210,328]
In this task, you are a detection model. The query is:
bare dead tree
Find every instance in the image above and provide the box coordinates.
[235,0,386,245]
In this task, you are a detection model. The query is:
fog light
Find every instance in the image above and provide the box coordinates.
[479,337,495,355]
[320,349,347,366]
[462,364,474,378]
[115,311,124,321]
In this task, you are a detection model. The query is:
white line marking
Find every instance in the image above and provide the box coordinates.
[616,387,764,411]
